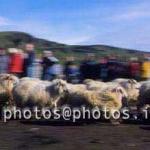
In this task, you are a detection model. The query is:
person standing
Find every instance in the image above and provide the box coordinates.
[141,57,150,80]
[107,57,118,81]
[8,48,24,77]
[41,51,62,80]
[64,57,80,83]
[129,58,141,80]
[0,48,9,74]
[41,51,52,80]
[99,58,108,81]
[23,43,35,77]
[80,53,99,81]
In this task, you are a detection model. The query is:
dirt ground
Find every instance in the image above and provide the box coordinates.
[0,120,149,150]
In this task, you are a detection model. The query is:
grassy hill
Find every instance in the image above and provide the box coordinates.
[0,31,149,61]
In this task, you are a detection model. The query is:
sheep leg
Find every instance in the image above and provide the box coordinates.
[53,97,60,109]
[7,91,15,106]
[110,109,121,125]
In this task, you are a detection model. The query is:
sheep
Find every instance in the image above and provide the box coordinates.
[83,79,124,94]
[12,79,39,107]
[0,74,19,106]
[61,85,126,124]
[137,81,150,109]
[65,90,122,110]
[63,83,127,111]
[101,83,128,105]
[112,78,141,103]
[83,80,128,105]
[76,83,128,123]
[13,79,68,108]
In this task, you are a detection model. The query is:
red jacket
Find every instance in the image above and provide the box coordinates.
[129,62,140,76]
[9,53,24,73]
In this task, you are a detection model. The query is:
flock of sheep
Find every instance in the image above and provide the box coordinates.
[0,73,150,122]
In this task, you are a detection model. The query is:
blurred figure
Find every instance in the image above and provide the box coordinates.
[115,60,130,79]
[129,57,141,80]
[121,62,129,78]
[141,57,150,80]
[0,48,9,74]
[99,58,108,81]
[41,51,62,80]
[23,43,35,77]
[80,53,99,81]
[41,51,50,80]
[33,58,42,78]
[8,48,24,77]
[64,57,80,83]
[107,57,118,80]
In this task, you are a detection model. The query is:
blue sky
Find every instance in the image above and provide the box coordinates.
[0,0,150,51]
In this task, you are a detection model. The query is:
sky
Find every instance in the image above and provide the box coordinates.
[0,0,149,52]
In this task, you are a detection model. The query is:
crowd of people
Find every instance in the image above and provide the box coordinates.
[0,43,150,83]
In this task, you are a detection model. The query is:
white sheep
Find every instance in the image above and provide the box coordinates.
[112,78,140,103]
[13,79,68,108]
[83,80,128,105]
[63,83,127,111]
[0,74,19,106]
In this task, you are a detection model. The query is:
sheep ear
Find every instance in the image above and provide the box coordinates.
[55,80,66,87]
[2,75,11,80]
[132,80,137,84]
[128,79,135,84]
[112,87,123,94]
[128,79,132,84]
[56,81,61,87]
[117,88,123,94]
[111,88,117,93]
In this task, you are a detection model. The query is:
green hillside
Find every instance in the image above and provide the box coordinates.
[0,31,149,61]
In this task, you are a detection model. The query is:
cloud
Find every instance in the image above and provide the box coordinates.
[0,16,11,26]
[109,1,150,21]
[56,35,93,45]
[113,11,150,21]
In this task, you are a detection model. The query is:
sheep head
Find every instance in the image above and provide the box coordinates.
[110,86,128,107]
[122,79,140,101]
[51,79,69,96]
[0,74,19,92]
